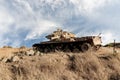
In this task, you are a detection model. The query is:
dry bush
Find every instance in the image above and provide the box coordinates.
[0,63,13,80]
[3,46,12,48]
[20,46,26,49]
[67,53,107,80]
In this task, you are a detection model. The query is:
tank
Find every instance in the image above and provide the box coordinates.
[32,29,102,52]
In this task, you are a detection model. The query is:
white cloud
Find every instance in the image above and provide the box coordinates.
[0,7,14,46]
[102,32,114,45]
[14,0,34,14]
[69,0,120,44]
[0,0,120,47]
[70,0,117,14]
[0,9,14,31]
[25,20,60,40]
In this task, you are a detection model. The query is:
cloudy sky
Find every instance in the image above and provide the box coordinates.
[0,0,120,47]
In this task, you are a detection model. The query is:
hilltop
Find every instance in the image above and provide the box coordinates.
[0,47,120,80]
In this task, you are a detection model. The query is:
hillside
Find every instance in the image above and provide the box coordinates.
[0,47,120,80]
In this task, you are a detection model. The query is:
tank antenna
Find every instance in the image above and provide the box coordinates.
[98,33,101,36]
[55,26,62,30]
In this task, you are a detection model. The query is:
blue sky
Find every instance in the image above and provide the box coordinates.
[0,0,120,47]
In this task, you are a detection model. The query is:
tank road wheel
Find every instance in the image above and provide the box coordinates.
[63,45,71,52]
[81,43,91,52]
[33,47,37,51]
[72,45,79,53]
[44,47,50,53]
[93,45,101,51]
[55,46,61,52]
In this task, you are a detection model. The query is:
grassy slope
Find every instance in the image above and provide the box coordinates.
[0,47,120,80]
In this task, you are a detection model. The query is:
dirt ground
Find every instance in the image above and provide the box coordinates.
[0,47,120,80]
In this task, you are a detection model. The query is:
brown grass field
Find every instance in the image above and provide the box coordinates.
[0,47,120,80]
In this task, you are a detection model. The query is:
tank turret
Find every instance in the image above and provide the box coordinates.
[46,29,75,41]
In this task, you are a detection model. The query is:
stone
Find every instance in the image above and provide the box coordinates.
[1,57,12,63]
[26,50,35,56]
[12,56,20,62]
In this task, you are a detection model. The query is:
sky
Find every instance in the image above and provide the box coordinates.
[0,0,120,47]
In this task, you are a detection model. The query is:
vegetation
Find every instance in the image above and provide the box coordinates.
[0,47,120,80]
[3,46,12,48]
[104,43,120,48]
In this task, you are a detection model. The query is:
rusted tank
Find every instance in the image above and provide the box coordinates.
[32,29,102,52]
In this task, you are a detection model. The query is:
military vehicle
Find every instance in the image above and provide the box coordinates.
[33,29,102,52]
[104,43,120,48]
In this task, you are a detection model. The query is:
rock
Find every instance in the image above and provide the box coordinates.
[40,53,44,56]
[12,56,20,62]
[34,51,44,56]
[0,57,4,61]
[35,51,40,56]
[62,54,68,59]
[1,57,8,63]
[26,50,35,56]
[1,57,12,63]
[1,55,20,63]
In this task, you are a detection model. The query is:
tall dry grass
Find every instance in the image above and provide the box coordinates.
[0,49,120,80]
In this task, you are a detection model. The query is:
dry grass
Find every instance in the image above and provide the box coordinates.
[0,48,30,59]
[0,47,120,80]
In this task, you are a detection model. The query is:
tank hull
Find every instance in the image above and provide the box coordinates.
[33,36,102,53]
